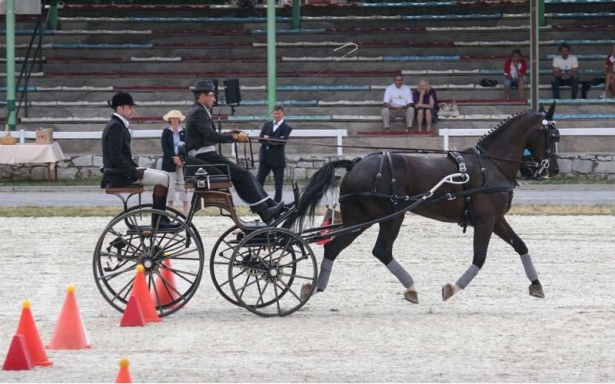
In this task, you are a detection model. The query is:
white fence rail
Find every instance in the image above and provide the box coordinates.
[2,128,349,156]
[438,128,615,151]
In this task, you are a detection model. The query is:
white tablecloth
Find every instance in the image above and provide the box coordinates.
[0,142,66,166]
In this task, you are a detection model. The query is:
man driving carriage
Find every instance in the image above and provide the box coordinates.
[184,80,285,225]
[101,92,180,230]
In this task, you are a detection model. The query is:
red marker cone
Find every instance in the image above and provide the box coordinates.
[131,265,161,323]
[115,357,132,383]
[2,335,33,371]
[151,258,180,307]
[47,284,91,350]
[316,219,332,245]
[15,300,53,367]
[120,296,145,327]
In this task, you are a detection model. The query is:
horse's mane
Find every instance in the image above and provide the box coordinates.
[477,109,536,145]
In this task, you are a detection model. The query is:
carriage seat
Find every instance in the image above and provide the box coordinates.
[184,169,232,191]
[99,167,143,210]
[105,185,143,194]
[99,167,144,194]
[179,147,232,190]
[183,157,232,190]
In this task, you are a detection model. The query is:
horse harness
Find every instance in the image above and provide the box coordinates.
[343,150,517,232]
[525,119,561,178]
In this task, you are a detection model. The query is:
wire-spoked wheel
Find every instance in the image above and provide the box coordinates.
[228,227,318,317]
[209,225,244,307]
[93,208,205,317]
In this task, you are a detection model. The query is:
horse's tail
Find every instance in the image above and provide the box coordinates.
[292,159,355,228]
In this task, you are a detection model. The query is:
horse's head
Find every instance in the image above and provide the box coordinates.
[525,102,560,177]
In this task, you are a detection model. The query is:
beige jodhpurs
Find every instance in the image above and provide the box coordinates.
[381,107,415,128]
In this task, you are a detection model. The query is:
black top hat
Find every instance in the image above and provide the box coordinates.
[109,92,136,109]
[192,80,216,94]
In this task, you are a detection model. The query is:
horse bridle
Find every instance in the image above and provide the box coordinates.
[529,118,560,177]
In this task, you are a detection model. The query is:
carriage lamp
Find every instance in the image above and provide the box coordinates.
[195,168,210,189]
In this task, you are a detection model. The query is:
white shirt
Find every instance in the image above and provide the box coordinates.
[273,119,284,132]
[552,55,579,73]
[383,83,414,107]
[606,54,615,73]
[508,61,523,79]
[167,126,184,155]
[113,112,129,128]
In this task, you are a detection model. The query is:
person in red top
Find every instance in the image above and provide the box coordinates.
[600,44,615,99]
[503,49,528,100]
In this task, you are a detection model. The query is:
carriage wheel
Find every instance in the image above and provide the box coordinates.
[209,225,244,307]
[93,208,205,317]
[210,226,287,309]
[228,227,318,317]
[116,204,203,250]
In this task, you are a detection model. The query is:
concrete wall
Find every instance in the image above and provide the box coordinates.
[1,154,614,182]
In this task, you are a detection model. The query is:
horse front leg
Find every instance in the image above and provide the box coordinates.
[371,216,419,304]
[442,220,494,301]
[493,217,545,298]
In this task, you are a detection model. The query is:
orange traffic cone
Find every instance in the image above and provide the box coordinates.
[151,259,180,307]
[15,300,53,367]
[2,335,33,371]
[115,357,132,383]
[132,265,161,323]
[47,284,91,350]
[120,296,145,327]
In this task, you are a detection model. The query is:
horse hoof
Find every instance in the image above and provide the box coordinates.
[442,283,456,301]
[403,290,419,304]
[529,283,545,298]
[300,283,313,301]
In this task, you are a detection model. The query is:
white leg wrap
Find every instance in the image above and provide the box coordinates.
[455,264,480,289]
[520,253,538,281]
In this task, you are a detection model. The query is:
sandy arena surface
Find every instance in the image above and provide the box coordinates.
[0,214,614,382]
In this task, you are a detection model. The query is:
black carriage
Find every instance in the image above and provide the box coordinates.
[93,159,323,318]
[94,105,560,317]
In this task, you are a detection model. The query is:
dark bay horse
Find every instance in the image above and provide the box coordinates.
[293,104,560,303]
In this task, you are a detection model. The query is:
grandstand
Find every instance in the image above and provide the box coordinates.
[1,0,614,158]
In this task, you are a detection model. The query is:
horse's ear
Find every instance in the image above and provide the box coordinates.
[538,104,546,114]
[546,101,556,120]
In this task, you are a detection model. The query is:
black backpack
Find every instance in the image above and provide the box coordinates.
[480,79,499,87]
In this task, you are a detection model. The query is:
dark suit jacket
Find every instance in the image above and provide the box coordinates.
[101,115,138,187]
[185,102,233,152]
[258,120,293,167]
[161,127,185,172]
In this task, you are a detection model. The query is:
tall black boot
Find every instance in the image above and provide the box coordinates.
[253,200,284,225]
[152,185,181,230]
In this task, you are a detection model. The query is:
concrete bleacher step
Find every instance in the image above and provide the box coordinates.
[4,1,615,157]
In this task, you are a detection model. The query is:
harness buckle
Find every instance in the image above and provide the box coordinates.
[459,163,467,173]
[445,193,457,201]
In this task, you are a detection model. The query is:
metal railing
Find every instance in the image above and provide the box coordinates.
[14,0,56,119]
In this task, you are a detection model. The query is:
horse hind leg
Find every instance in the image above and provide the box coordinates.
[493,217,545,298]
[300,213,369,300]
